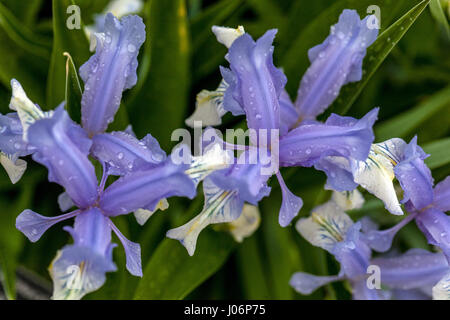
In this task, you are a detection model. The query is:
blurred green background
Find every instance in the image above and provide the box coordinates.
[0,0,449,300]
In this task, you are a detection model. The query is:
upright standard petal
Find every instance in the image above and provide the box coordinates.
[295,9,378,119]
[80,13,145,136]
[279,108,377,167]
[91,131,166,176]
[415,208,450,261]
[27,107,98,208]
[433,176,450,212]
[166,178,243,256]
[394,137,434,210]
[99,159,196,216]
[224,30,286,137]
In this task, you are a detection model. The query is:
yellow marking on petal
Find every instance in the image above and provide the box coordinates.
[311,212,343,242]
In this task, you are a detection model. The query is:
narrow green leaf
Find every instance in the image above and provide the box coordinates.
[1,0,44,26]
[134,230,235,300]
[375,85,450,141]
[235,235,271,299]
[260,193,303,299]
[128,0,190,150]
[423,137,450,169]
[430,0,450,40]
[328,0,432,115]
[47,0,90,110]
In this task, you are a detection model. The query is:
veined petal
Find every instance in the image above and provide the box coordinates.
[296,201,354,252]
[372,248,449,290]
[49,244,116,300]
[212,25,245,48]
[290,272,342,295]
[279,89,299,136]
[295,9,378,119]
[395,136,434,210]
[352,279,389,300]
[91,131,166,176]
[109,221,142,277]
[352,138,408,215]
[225,30,286,135]
[276,172,303,227]
[28,106,98,208]
[16,209,79,242]
[185,80,228,128]
[99,158,196,216]
[9,79,46,141]
[226,204,260,243]
[0,152,27,184]
[80,13,145,135]
[332,189,364,211]
[209,150,272,205]
[415,208,450,262]
[184,141,234,187]
[279,108,378,167]
[166,178,244,256]
[133,198,169,226]
[434,176,450,212]
[433,272,450,300]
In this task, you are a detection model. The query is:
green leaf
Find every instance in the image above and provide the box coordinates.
[47,0,90,110]
[128,0,190,150]
[328,0,432,115]
[423,137,450,169]
[235,234,271,299]
[134,230,235,299]
[0,2,51,105]
[1,0,44,26]
[375,85,450,141]
[429,0,450,40]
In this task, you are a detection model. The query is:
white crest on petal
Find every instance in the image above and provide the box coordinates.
[185,142,233,186]
[133,198,169,226]
[211,25,245,48]
[9,79,45,141]
[433,272,450,300]
[0,152,27,184]
[227,204,260,243]
[331,189,364,211]
[296,201,353,252]
[166,179,242,256]
[352,140,406,215]
[185,79,228,128]
[49,254,94,300]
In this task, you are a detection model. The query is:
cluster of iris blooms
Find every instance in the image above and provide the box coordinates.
[0,9,448,300]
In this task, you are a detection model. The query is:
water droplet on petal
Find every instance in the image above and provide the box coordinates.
[127,44,136,53]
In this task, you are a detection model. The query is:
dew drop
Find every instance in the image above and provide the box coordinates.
[117,152,124,160]
[127,44,136,53]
